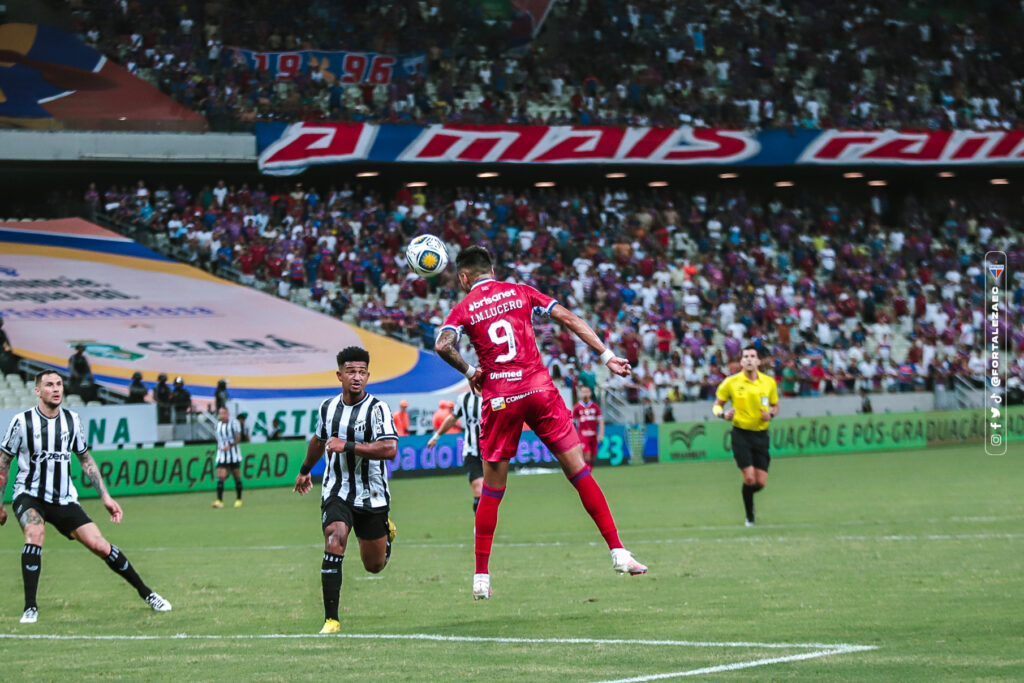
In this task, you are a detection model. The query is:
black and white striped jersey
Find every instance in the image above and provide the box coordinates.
[315,393,397,509]
[1,407,89,505]
[452,391,482,458]
[215,418,242,465]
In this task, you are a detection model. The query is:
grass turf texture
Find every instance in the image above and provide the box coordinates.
[0,445,1020,681]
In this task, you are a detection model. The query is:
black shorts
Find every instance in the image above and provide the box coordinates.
[464,453,483,482]
[12,494,93,540]
[731,427,771,471]
[321,497,389,540]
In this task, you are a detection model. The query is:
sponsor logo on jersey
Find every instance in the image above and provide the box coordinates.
[490,397,506,411]
[490,369,523,381]
[32,451,72,462]
[468,288,516,312]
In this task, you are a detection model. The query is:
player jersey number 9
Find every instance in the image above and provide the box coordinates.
[488,320,517,362]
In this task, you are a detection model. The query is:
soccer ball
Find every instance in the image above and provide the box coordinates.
[405,234,449,277]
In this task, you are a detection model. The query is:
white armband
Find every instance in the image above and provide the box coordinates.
[599,349,615,365]
[464,365,478,380]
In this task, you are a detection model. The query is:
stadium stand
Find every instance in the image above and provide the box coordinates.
[89,178,1024,405]
[67,0,1024,131]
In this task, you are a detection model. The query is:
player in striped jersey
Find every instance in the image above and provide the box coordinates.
[212,407,244,509]
[0,370,171,624]
[293,347,398,635]
[428,388,483,513]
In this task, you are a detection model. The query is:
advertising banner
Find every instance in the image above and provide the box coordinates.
[231,388,576,439]
[256,123,1024,175]
[658,408,1024,463]
[388,424,658,479]
[0,220,463,399]
[1,439,308,502]
[0,404,157,449]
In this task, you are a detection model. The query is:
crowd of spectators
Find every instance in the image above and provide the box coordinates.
[87,176,1024,409]
[69,0,1024,131]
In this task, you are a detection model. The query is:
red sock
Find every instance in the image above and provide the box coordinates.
[474,483,504,574]
[568,465,622,549]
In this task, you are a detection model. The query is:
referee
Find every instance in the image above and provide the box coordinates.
[712,345,780,527]
[428,387,483,513]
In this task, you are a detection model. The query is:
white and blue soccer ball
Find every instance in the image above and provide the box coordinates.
[405,234,449,277]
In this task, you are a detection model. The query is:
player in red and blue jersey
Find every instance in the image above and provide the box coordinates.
[436,246,647,600]
[572,384,604,465]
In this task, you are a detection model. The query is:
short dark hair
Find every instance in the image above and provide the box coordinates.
[336,346,370,367]
[455,245,492,275]
[742,344,760,357]
[35,370,62,386]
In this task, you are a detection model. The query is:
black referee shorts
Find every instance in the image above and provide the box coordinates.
[731,427,771,471]
[12,494,93,539]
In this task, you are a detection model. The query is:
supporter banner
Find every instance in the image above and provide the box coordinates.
[230,48,425,84]
[658,407,1024,463]
[0,219,463,399]
[0,23,207,131]
[0,404,157,449]
[511,0,556,37]
[256,123,1024,174]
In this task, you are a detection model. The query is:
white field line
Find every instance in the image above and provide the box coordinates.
[0,632,873,651]
[0,633,878,679]
[591,644,877,683]
[2,531,1020,556]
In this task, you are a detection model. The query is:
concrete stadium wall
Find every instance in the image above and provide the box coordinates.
[0,131,255,162]
[663,393,935,424]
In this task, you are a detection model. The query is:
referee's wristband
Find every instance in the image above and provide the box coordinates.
[464,365,477,380]
[712,404,724,418]
[599,348,615,365]
[299,464,311,476]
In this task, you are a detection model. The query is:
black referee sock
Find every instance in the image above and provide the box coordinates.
[216,479,225,501]
[742,485,756,523]
[472,497,480,513]
[104,545,152,598]
[321,553,343,621]
[21,544,41,610]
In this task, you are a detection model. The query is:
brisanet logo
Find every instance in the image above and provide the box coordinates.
[985,251,1007,456]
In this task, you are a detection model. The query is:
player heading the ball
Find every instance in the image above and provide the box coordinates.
[435,245,647,600]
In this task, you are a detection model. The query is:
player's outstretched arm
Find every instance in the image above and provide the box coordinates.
[77,450,122,523]
[0,451,12,526]
[295,435,325,495]
[549,305,631,376]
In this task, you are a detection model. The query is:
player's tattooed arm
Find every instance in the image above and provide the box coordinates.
[77,450,111,499]
[434,329,471,375]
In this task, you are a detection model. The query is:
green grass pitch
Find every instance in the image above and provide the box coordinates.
[0,445,1020,681]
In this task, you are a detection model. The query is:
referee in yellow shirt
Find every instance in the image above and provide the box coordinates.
[713,345,780,526]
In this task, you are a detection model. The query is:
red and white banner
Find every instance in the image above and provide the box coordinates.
[798,130,1024,164]
[254,123,1024,174]
[258,122,378,175]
